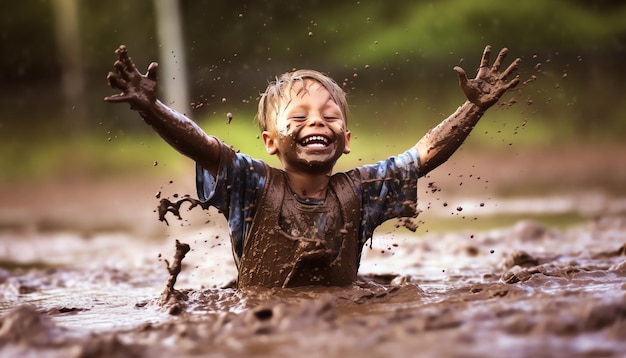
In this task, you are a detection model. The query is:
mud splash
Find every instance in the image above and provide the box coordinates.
[1,215,625,357]
[158,239,191,315]
[157,195,208,226]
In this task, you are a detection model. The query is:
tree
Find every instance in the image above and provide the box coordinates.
[154,0,190,117]
[51,0,85,127]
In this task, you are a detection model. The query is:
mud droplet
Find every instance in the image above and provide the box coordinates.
[456,206,463,212]
[153,161,158,166]
[226,112,233,124]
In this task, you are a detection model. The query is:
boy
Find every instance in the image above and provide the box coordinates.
[105,45,520,289]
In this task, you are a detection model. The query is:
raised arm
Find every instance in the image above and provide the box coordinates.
[105,45,220,176]
[416,46,520,176]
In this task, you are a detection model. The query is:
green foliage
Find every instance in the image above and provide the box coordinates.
[172,0,626,70]
[327,0,626,65]
[0,126,185,182]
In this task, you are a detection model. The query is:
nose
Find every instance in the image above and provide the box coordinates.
[307,113,326,127]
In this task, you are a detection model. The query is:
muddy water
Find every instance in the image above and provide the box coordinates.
[1,204,625,357]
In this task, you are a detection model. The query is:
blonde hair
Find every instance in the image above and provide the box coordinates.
[257,69,348,131]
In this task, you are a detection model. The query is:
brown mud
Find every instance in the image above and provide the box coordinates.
[1,145,626,357]
[159,239,191,315]
[1,214,625,357]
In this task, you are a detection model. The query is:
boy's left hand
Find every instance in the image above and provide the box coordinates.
[453,46,521,110]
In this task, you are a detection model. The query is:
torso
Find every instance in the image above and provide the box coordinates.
[237,169,361,288]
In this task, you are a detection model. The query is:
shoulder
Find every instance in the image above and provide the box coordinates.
[211,138,269,175]
[330,171,359,193]
[350,147,420,180]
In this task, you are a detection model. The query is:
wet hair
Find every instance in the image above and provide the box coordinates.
[257,69,348,131]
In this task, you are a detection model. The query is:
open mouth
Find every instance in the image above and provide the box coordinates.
[299,135,331,148]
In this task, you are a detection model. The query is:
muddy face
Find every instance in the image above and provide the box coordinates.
[262,79,351,174]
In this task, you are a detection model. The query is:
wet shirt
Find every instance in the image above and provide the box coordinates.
[196,139,419,264]
[279,193,343,253]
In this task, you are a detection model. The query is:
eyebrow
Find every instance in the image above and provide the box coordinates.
[286,100,341,112]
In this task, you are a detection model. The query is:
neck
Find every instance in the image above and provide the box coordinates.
[284,170,331,198]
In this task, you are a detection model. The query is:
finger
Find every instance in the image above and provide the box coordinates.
[107,72,128,90]
[504,75,521,90]
[147,62,159,81]
[479,45,492,68]
[104,93,132,103]
[499,57,521,80]
[115,45,128,62]
[113,60,131,82]
[453,66,469,88]
[116,45,140,75]
[491,48,508,71]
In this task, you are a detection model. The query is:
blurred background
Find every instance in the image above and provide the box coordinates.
[2,2,626,346]
[1,0,625,234]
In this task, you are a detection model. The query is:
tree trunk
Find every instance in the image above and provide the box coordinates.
[51,0,84,129]
[153,0,191,117]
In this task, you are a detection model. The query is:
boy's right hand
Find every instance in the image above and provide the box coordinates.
[105,45,159,110]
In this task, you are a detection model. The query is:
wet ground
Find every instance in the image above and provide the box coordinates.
[1,145,625,357]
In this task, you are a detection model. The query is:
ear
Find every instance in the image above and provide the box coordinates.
[262,131,278,155]
[343,130,351,154]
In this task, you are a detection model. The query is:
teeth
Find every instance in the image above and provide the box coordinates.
[301,136,329,146]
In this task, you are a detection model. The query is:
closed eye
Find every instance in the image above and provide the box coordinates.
[323,113,342,121]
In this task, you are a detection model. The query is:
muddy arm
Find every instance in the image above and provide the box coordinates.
[105,45,220,176]
[416,46,520,176]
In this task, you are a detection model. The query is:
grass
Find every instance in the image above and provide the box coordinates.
[410,212,588,235]
[0,126,185,182]
[0,94,622,183]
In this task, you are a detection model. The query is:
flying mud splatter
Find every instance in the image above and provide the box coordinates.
[159,240,191,315]
[157,195,209,225]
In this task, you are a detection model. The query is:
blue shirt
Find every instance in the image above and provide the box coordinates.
[196,140,419,261]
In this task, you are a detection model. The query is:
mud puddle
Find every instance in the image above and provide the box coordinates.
[1,212,625,357]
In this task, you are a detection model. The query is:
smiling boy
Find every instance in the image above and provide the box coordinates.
[106,45,520,289]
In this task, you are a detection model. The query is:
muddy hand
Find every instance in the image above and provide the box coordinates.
[453,46,521,110]
[104,45,159,110]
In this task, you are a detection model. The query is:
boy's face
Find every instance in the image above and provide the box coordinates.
[262,79,350,174]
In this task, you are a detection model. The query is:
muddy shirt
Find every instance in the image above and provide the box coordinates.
[280,192,343,250]
[196,139,419,270]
